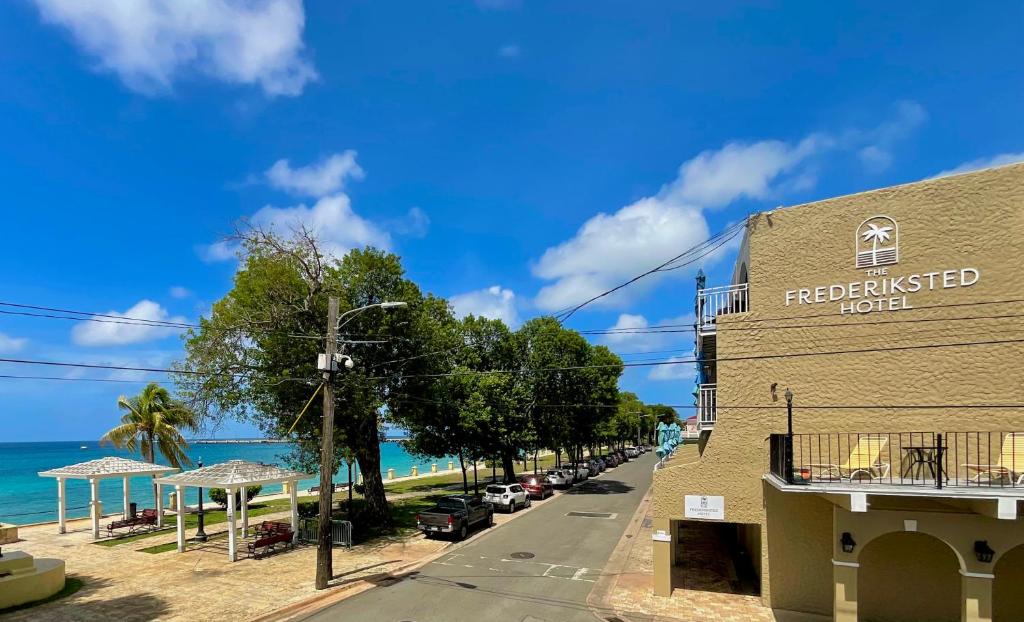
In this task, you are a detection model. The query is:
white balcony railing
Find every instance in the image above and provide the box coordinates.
[697,283,749,334]
[698,383,717,429]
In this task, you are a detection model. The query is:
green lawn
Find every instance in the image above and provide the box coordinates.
[93,495,317,547]
[383,451,585,496]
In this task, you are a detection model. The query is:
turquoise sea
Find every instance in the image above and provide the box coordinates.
[0,440,453,525]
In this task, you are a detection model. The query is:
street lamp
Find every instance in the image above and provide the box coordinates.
[194,458,207,542]
[316,299,407,591]
[784,388,794,485]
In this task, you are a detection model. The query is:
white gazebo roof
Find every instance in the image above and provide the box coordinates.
[39,456,179,480]
[155,460,311,489]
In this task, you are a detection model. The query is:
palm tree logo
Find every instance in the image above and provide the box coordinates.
[855,216,899,268]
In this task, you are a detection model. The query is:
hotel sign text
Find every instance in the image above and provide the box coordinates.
[785,267,980,315]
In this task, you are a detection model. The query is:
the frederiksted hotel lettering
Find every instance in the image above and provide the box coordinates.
[784,216,980,314]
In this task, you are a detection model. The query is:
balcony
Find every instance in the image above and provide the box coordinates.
[697,383,717,430]
[766,432,1024,517]
[696,283,748,335]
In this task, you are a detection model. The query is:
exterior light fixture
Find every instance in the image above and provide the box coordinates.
[380,301,408,309]
[840,532,856,554]
[784,388,795,484]
[974,540,995,563]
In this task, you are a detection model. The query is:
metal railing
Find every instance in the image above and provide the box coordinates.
[696,283,748,334]
[298,517,353,548]
[697,384,717,428]
[768,432,1024,490]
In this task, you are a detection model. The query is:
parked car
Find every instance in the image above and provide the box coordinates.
[569,462,591,481]
[545,469,571,488]
[614,450,629,463]
[483,483,531,512]
[416,495,493,540]
[625,446,640,458]
[602,454,619,467]
[591,457,606,472]
[518,473,554,499]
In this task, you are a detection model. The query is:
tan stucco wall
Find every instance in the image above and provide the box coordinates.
[652,163,1024,609]
[858,531,961,621]
[994,544,1024,621]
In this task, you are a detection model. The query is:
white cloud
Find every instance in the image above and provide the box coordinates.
[200,240,240,263]
[0,332,28,353]
[665,135,827,208]
[498,44,521,58]
[449,286,520,327]
[851,100,927,173]
[169,286,192,299]
[531,102,926,314]
[601,313,694,352]
[932,152,1024,179]
[32,0,317,96]
[266,151,364,197]
[389,207,431,238]
[648,356,695,381]
[72,300,188,346]
[250,193,391,258]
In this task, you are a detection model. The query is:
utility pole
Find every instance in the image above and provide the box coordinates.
[315,297,339,590]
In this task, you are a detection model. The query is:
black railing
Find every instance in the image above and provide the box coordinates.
[768,432,1024,489]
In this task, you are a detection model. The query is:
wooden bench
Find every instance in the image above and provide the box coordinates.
[106,508,158,537]
[247,521,294,559]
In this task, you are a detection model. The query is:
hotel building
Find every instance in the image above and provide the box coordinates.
[651,163,1024,621]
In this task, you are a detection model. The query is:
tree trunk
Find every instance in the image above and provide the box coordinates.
[459,451,468,495]
[501,452,517,483]
[533,449,538,474]
[347,460,353,520]
[355,441,390,527]
[472,457,478,495]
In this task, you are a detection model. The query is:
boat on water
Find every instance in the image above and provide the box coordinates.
[80,445,88,449]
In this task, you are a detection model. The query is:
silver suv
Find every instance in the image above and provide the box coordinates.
[483,483,531,512]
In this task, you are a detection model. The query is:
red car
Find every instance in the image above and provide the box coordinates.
[517,473,554,499]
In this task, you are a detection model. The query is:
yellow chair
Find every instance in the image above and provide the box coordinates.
[809,435,890,481]
[963,432,1024,485]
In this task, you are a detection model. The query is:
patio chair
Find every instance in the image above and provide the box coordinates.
[808,435,890,481]
[963,432,1024,486]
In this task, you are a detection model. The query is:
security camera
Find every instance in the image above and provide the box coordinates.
[334,353,355,370]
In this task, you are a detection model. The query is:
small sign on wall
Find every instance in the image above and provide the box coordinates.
[684,495,725,521]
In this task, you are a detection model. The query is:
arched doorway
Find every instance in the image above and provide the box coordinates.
[858,532,960,622]
[994,544,1024,621]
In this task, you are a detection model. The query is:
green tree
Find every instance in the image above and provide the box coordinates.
[176,229,453,526]
[100,382,199,506]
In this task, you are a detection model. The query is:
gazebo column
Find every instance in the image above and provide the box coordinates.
[227,486,238,562]
[122,476,131,519]
[289,480,299,543]
[240,486,249,534]
[89,478,101,539]
[57,477,67,534]
[175,485,185,553]
[155,481,164,528]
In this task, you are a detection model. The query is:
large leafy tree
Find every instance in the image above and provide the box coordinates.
[100,382,199,504]
[176,229,454,525]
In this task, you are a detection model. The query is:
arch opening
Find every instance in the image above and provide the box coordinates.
[857,531,960,622]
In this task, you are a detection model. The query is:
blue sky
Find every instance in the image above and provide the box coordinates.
[1,1,1022,441]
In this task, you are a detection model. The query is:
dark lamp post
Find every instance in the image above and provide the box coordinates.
[194,459,208,542]
[784,388,795,484]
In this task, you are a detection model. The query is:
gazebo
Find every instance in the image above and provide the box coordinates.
[155,460,311,562]
[38,457,179,538]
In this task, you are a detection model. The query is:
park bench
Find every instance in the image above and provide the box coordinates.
[247,521,295,559]
[106,508,159,537]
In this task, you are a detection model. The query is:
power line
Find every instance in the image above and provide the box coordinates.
[552,221,746,322]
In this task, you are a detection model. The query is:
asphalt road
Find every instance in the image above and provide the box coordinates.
[304,452,655,622]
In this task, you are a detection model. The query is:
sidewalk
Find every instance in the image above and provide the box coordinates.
[589,484,776,622]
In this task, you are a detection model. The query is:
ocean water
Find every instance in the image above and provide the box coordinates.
[0,441,454,525]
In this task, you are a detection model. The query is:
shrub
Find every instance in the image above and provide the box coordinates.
[208,485,262,508]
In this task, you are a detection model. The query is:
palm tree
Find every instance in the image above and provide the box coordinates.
[101,383,200,508]
[861,223,893,264]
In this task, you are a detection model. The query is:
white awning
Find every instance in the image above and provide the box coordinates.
[155,460,311,489]
[39,456,179,480]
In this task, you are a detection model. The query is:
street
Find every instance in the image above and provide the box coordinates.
[303,452,655,622]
